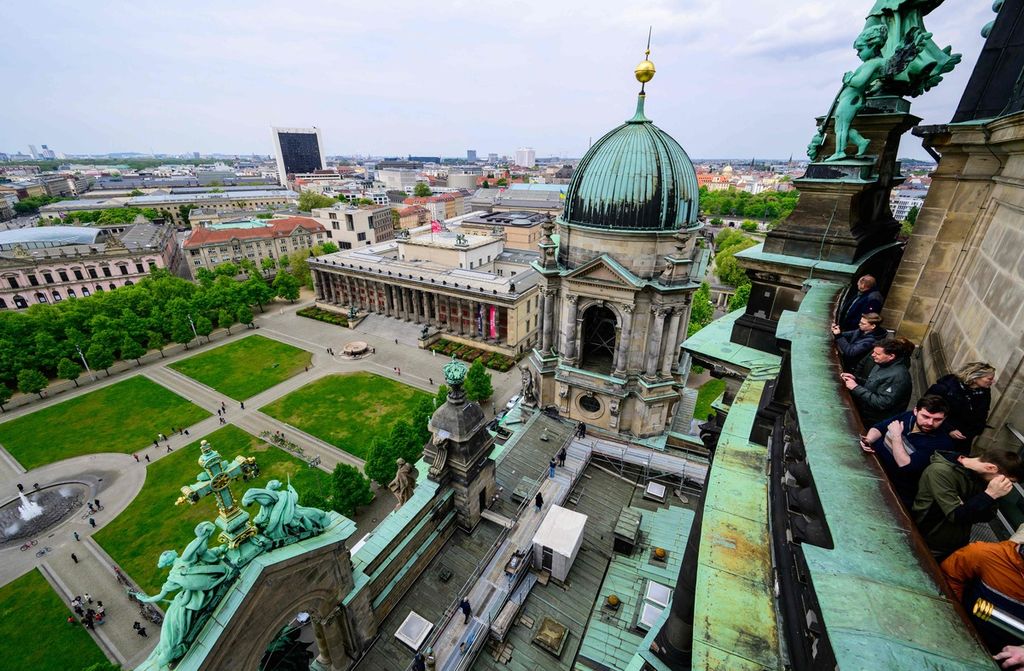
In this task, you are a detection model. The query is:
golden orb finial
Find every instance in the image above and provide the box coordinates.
[635,27,655,86]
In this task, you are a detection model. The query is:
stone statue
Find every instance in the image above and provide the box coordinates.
[132,522,235,668]
[825,24,890,161]
[519,365,537,406]
[863,0,961,96]
[242,480,329,542]
[388,458,416,507]
[348,306,358,320]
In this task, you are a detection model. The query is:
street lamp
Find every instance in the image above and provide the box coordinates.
[74,344,97,382]
[187,313,199,341]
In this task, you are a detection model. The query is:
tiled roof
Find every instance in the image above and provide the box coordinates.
[184,216,324,248]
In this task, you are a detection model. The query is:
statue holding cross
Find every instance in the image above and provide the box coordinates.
[176,439,261,549]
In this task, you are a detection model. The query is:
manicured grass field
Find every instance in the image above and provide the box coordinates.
[0,569,108,671]
[168,334,312,400]
[260,372,429,459]
[94,425,332,595]
[0,376,210,470]
[694,378,727,422]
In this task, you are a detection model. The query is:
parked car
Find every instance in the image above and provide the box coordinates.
[505,395,521,410]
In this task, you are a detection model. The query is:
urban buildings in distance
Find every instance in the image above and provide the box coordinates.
[271,126,325,187]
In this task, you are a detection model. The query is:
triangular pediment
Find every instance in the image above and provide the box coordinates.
[564,254,642,288]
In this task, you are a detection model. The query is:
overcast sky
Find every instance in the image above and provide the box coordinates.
[2,0,993,160]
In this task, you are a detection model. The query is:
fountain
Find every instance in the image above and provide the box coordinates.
[17,491,43,520]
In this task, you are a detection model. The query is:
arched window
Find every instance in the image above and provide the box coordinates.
[109,283,117,291]
[35,292,48,304]
[67,288,76,298]
[580,305,618,374]
[124,280,134,286]
[81,287,90,297]
[0,298,6,309]
[51,290,62,302]
[13,295,28,309]
[95,284,104,292]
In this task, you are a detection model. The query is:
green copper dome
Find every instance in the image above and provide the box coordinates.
[563,95,699,231]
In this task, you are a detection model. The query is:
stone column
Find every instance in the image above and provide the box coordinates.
[661,308,683,377]
[422,291,431,326]
[541,289,555,353]
[613,303,635,376]
[313,619,333,669]
[383,284,392,316]
[645,306,668,378]
[457,299,466,335]
[562,294,579,361]
[402,288,412,320]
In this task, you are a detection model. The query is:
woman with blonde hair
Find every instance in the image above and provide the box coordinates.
[926,362,996,454]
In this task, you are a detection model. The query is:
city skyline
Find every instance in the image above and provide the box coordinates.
[3,0,990,161]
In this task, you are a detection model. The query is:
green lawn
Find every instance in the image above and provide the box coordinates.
[168,335,312,400]
[94,425,332,595]
[0,569,108,671]
[0,376,210,470]
[694,378,726,422]
[259,372,429,459]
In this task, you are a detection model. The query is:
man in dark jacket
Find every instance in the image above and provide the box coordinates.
[859,395,952,505]
[913,449,1024,559]
[841,338,912,427]
[832,312,888,370]
[839,275,884,331]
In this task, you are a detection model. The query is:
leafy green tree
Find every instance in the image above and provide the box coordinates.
[495,178,508,187]
[413,182,432,197]
[0,384,11,411]
[57,358,82,387]
[273,270,301,302]
[178,204,194,225]
[195,267,216,287]
[243,276,274,312]
[313,242,339,255]
[238,258,259,279]
[364,436,400,486]
[287,251,311,287]
[688,282,715,337]
[214,262,239,278]
[709,217,724,226]
[194,315,213,342]
[901,205,920,237]
[464,359,493,401]
[481,180,490,189]
[237,304,255,327]
[330,464,374,516]
[436,384,449,406]
[17,368,48,398]
[171,318,195,349]
[121,336,146,365]
[86,343,115,374]
[147,331,166,358]
[728,284,751,311]
[279,255,291,269]
[260,257,277,273]
[218,308,235,333]
[411,396,435,446]
[297,192,337,212]
[128,189,144,196]
[740,220,758,232]
[388,420,425,465]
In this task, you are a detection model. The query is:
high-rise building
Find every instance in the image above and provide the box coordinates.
[466,149,477,161]
[28,145,38,159]
[39,144,56,160]
[514,147,536,168]
[487,153,498,164]
[271,126,325,187]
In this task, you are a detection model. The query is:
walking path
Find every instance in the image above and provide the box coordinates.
[0,296,521,665]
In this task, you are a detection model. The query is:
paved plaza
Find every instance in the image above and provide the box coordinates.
[0,295,520,667]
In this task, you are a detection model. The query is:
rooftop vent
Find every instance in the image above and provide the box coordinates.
[643,482,667,502]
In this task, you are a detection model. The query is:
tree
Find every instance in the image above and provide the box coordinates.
[388,420,425,465]
[495,178,508,187]
[17,368,48,398]
[237,304,255,327]
[330,464,374,516]
[243,276,274,311]
[121,336,146,365]
[214,262,239,278]
[178,204,194,225]
[901,205,920,237]
[86,343,115,374]
[57,357,83,387]
[218,308,235,333]
[413,182,432,197]
[436,384,449,407]
[740,220,759,232]
[260,257,277,273]
[287,250,311,287]
[273,270,301,302]
[128,189,144,196]
[364,436,400,486]
[0,384,11,412]
[728,284,751,311]
[194,315,213,343]
[147,331,166,358]
[464,359,493,402]
[411,396,435,446]
[688,282,715,337]
[314,242,339,255]
[171,318,195,349]
[297,192,337,212]
[710,217,724,227]
[279,255,290,269]
[481,180,490,189]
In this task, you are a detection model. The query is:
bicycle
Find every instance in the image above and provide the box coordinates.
[35,546,52,558]
[19,539,38,551]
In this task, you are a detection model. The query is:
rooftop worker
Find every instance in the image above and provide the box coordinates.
[913,449,1024,560]
[841,337,913,427]
[927,362,996,455]
[859,395,952,506]
[941,525,1024,652]
[838,274,883,331]
[832,312,888,370]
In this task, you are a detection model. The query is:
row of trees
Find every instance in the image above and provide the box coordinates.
[713,228,757,311]
[699,186,799,224]
[0,263,303,406]
[13,195,65,215]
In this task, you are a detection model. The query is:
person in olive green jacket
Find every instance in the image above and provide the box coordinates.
[913,450,1024,560]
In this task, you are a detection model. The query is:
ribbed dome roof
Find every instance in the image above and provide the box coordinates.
[563,96,699,231]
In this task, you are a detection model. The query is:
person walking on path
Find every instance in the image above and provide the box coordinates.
[557,447,567,467]
[144,454,151,462]
[240,402,245,410]
[133,454,139,463]
[71,553,79,563]
[167,445,173,453]
[73,531,80,541]
[535,491,544,512]
[89,517,96,528]
[460,597,472,624]
[84,593,92,604]
[138,626,148,637]
[549,459,556,479]
[94,499,100,509]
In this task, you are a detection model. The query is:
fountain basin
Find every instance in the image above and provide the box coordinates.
[1,483,89,546]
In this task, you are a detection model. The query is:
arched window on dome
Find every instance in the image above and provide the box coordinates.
[580,305,617,375]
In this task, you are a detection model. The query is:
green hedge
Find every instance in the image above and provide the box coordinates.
[298,306,349,327]
[429,338,515,371]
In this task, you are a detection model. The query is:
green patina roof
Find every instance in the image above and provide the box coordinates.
[562,94,699,232]
[781,280,995,670]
